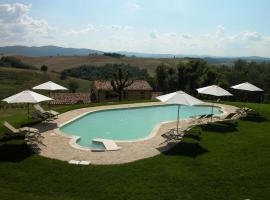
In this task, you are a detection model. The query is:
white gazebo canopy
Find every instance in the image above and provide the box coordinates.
[231,82,263,92]
[156,91,204,133]
[196,85,233,97]
[32,81,68,91]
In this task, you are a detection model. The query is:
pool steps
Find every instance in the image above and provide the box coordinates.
[92,138,121,151]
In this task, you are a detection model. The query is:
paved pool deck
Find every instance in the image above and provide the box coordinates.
[31,102,239,165]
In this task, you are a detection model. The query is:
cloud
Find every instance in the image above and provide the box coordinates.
[0,3,54,45]
[127,2,142,10]
[0,5,269,58]
[66,24,98,36]
[235,31,263,41]
[216,25,225,37]
[0,3,31,22]
[110,24,122,30]
[149,31,157,39]
[182,34,192,39]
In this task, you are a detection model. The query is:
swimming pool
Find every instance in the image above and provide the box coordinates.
[60,104,222,149]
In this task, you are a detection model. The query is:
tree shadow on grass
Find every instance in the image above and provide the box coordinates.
[200,122,238,133]
[241,115,268,123]
[162,142,209,158]
[185,134,201,141]
[35,122,58,132]
[0,142,34,162]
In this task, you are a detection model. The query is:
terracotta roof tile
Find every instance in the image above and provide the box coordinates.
[93,80,152,91]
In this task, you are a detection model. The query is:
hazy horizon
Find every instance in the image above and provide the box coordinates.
[0,0,270,57]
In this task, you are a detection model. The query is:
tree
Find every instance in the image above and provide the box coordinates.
[155,64,168,92]
[177,63,188,91]
[111,68,133,101]
[68,81,79,93]
[40,65,48,72]
[60,71,67,80]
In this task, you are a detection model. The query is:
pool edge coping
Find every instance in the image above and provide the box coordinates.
[55,103,227,151]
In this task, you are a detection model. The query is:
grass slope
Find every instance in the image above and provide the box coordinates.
[0,102,270,200]
[17,55,188,75]
[0,67,91,99]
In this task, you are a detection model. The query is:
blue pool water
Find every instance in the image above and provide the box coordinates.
[60,104,222,149]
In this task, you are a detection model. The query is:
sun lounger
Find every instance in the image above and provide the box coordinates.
[3,121,39,135]
[191,114,214,124]
[79,160,91,165]
[214,112,240,121]
[92,138,121,151]
[68,160,80,165]
[34,104,59,118]
[68,160,91,165]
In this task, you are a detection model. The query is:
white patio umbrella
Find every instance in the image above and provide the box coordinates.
[156,91,204,134]
[2,90,53,119]
[231,82,264,105]
[197,85,233,97]
[231,82,263,92]
[33,81,68,107]
[197,85,233,118]
[32,81,68,91]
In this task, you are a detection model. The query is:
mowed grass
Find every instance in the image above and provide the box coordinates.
[17,55,189,75]
[0,102,270,200]
[0,67,91,99]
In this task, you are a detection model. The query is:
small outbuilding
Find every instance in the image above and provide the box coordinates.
[91,80,153,102]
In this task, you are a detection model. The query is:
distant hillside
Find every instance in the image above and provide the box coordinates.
[16,55,189,75]
[118,51,270,64]
[0,45,102,57]
[203,56,270,65]
[0,67,91,99]
[1,45,270,68]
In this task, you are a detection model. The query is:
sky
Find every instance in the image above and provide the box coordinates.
[0,0,270,57]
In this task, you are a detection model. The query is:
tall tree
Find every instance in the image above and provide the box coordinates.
[111,68,134,101]
[155,64,168,92]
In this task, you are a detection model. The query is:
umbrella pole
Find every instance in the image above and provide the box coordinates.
[27,103,30,121]
[48,91,51,109]
[177,104,180,134]
[211,102,214,121]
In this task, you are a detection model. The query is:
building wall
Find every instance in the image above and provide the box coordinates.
[125,90,152,100]
[94,90,152,102]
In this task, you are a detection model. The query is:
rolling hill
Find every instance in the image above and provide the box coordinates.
[2,45,270,76]
[16,55,188,75]
[0,67,91,99]
[0,45,102,57]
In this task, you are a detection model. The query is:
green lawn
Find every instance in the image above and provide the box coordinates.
[0,67,91,100]
[0,102,270,200]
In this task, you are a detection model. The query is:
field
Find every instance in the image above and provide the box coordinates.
[17,55,188,75]
[0,67,91,99]
[0,101,270,200]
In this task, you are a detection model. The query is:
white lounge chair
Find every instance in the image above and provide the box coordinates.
[34,104,59,118]
[68,160,91,165]
[92,138,121,151]
[79,160,91,165]
[68,160,80,165]
[3,121,39,135]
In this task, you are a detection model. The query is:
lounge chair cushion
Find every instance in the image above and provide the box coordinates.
[68,160,91,165]
[47,110,59,115]
[68,160,80,165]
[19,127,39,133]
[79,161,91,165]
